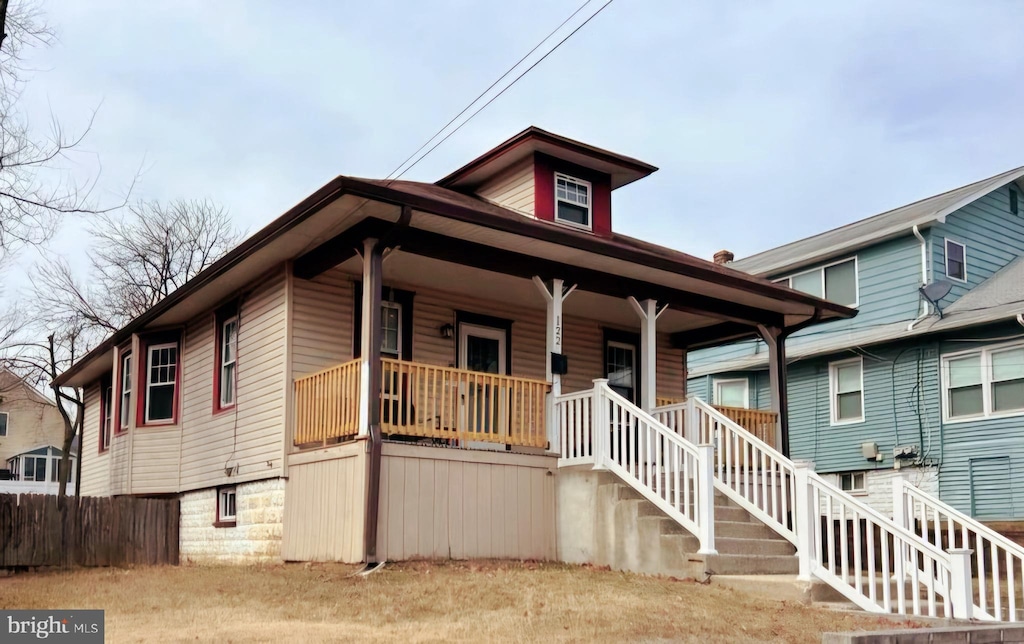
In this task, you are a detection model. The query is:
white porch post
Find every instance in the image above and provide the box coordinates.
[628,297,661,413]
[696,443,717,555]
[358,238,382,437]
[534,277,576,453]
[794,460,816,581]
[947,549,974,620]
[891,473,908,531]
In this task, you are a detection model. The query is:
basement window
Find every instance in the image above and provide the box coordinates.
[839,472,866,494]
[554,173,591,230]
[216,486,237,527]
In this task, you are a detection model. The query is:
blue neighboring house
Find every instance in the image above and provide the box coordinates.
[686,166,1024,522]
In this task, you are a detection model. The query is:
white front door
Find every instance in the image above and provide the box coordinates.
[458,323,507,449]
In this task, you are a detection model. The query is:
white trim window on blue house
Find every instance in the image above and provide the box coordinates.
[829,357,864,425]
[714,378,749,408]
[943,342,1024,422]
[945,238,967,282]
[774,256,858,307]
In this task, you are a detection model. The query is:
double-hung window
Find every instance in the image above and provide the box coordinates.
[944,344,1024,421]
[145,343,178,423]
[219,316,238,409]
[830,357,864,424]
[774,257,858,307]
[945,239,966,282]
[0,411,7,437]
[119,351,133,432]
[554,173,592,229]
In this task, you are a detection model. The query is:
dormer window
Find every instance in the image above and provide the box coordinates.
[555,173,591,229]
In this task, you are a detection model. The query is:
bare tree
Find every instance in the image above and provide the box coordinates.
[0,0,127,267]
[33,199,242,334]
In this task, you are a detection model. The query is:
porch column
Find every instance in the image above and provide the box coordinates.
[534,277,576,453]
[628,297,661,413]
[358,238,384,437]
[757,324,790,457]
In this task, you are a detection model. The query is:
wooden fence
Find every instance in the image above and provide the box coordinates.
[0,494,179,567]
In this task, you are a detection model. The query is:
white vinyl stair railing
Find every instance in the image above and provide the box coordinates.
[556,379,717,554]
[656,398,797,546]
[895,476,1024,621]
[654,397,975,620]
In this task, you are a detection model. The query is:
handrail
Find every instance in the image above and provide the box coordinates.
[688,397,797,545]
[294,358,362,446]
[557,380,716,554]
[380,358,549,448]
[897,478,1020,621]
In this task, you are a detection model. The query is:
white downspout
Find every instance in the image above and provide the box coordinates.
[907,225,931,332]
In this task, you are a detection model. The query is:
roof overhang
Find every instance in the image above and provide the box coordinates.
[57,176,856,387]
[437,126,658,191]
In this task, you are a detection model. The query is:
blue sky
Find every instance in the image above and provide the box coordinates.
[7,0,1024,296]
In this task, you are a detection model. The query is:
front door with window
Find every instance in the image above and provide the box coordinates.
[458,323,507,448]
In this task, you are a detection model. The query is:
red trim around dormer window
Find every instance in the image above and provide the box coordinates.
[533,152,612,237]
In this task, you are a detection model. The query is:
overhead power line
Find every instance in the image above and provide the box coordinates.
[389,0,615,182]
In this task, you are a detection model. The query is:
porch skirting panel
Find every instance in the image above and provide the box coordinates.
[376,443,557,561]
[281,442,367,563]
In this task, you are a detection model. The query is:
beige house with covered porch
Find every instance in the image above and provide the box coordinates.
[58,127,851,568]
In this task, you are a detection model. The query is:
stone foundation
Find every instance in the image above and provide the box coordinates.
[179,478,285,564]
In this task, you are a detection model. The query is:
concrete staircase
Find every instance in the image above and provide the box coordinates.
[596,476,798,579]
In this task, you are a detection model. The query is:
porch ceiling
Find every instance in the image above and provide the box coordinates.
[336,251,702,333]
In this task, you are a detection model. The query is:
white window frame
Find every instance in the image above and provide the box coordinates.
[144,342,178,425]
[941,341,1024,423]
[218,486,237,523]
[553,172,593,231]
[713,378,750,409]
[0,411,7,437]
[219,316,238,408]
[829,357,865,425]
[605,340,637,400]
[839,472,867,494]
[380,302,402,357]
[773,256,859,308]
[944,238,967,283]
[119,351,133,432]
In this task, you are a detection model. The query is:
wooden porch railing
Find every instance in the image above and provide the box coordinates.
[381,358,550,448]
[294,358,362,446]
[654,397,778,448]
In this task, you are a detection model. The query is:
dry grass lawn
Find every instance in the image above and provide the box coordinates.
[0,561,923,642]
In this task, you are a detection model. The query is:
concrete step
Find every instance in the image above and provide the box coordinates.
[714,520,780,540]
[704,553,800,575]
[714,536,795,557]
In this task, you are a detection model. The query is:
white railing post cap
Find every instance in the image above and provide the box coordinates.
[592,378,609,385]
[947,548,974,557]
[793,460,815,471]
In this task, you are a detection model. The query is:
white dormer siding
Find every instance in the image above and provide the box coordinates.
[475,159,535,216]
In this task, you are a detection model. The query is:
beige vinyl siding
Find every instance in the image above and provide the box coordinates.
[291,270,354,380]
[131,426,181,493]
[413,284,547,380]
[657,332,686,399]
[79,381,110,496]
[178,266,288,492]
[475,159,535,216]
[107,429,131,496]
[281,443,366,562]
[377,444,556,560]
[561,316,605,394]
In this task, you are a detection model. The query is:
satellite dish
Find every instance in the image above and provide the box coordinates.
[920,280,954,319]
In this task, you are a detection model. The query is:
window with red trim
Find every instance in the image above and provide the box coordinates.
[117,350,133,433]
[214,305,239,412]
[136,331,182,426]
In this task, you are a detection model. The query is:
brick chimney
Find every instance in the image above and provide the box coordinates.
[713,250,734,265]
